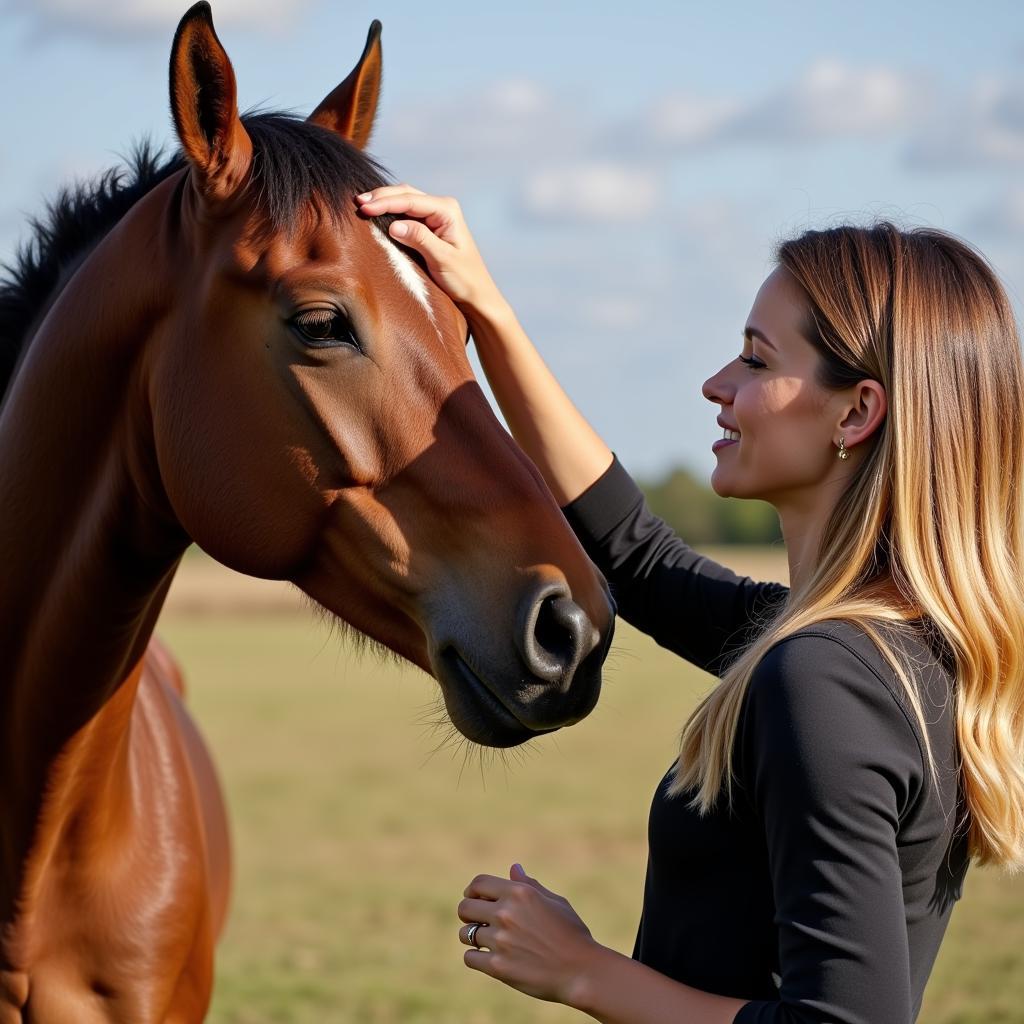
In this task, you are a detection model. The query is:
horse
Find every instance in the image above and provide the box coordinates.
[0,3,614,1020]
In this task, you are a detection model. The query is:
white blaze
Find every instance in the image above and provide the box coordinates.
[369,223,439,334]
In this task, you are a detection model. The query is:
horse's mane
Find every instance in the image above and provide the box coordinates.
[0,141,182,406]
[0,111,394,406]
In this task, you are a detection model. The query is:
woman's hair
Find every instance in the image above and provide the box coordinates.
[669,221,1024,872]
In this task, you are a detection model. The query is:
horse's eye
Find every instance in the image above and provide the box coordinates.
[290,309,360,350]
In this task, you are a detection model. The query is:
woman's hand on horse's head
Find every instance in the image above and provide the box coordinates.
[355,185,504,316]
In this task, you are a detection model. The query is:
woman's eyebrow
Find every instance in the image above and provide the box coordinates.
[744,326,777,351]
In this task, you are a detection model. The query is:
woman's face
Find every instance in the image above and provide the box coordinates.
[702,266,847,508]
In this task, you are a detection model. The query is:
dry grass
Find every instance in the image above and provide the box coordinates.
[158,549,1023,1023]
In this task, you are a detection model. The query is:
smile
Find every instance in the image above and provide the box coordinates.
[712,431,740,452]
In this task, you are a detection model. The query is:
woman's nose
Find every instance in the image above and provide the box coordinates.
[702,364,734,405]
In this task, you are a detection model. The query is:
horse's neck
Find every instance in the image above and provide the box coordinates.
[0,186,189,905]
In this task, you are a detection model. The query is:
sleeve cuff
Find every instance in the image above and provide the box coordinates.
[559,453,646,545]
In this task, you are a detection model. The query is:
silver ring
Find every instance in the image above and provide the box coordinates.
[466,922,484,948]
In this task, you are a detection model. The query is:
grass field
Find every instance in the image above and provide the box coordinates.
[159,550,1024,1023]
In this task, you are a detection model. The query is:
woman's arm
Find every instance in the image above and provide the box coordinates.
[733,630,922,1022]
[356,186,611,505]
[574,949,750,1024]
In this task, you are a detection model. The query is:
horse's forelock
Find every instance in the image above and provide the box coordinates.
[241,112,428,273]
[242,111,390,233]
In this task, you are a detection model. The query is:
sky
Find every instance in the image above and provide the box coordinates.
[2,0,1023,479]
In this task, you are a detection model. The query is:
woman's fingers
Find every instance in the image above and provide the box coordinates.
[459,922,493,948]
[464,874,516,900]
[457,895,500,924]
[357,188,463,269]
[386,219,451,266]
[357,191,462,235]
[356,183,425,202]
[355,186,502,311]
[510,863,570,905]
[463,948,500,976]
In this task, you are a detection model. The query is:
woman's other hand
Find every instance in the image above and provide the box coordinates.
[355,186,503,316]
[456,863,603,1005]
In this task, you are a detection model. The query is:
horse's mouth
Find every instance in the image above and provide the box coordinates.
[437,646,557,748]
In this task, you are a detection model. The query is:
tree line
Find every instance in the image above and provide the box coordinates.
[637,464,783,545]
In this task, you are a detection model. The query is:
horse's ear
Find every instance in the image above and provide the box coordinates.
[307,20,382,149]
[169,1,253,205]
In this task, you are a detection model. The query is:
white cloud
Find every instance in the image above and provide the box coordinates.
[622,58,924,154]
[380,58,926,221]
[485,79,549,118]
[631,94,742,152]
[517,161,660,224]
[373,77,598,204]
[732,59,923,142]
[8,0,312,39]
[380,78,587,170]
[906,75,1024,169]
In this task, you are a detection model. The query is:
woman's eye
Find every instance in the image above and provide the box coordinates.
[738,354,766,370]
[290,310,361,350]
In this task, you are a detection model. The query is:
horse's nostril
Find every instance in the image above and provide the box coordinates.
[518,587,599,689]
[534,595,571,657]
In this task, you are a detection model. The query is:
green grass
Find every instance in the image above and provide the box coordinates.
[157,612,1024,1023]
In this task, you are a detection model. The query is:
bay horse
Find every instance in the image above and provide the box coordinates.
[0,3,614,1020]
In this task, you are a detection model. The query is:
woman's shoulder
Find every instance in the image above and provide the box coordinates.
[746,617,955,784]
[749,620,907,710]
[754,617,951,702]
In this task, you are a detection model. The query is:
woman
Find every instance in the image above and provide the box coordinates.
[355,186,1024,1023]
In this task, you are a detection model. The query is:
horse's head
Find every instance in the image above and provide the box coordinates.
[150,2,613,746]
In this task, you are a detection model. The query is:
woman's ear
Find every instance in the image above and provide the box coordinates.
[838,379,888,448]
[169,1,253,206]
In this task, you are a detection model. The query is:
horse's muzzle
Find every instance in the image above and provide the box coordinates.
[432,583,615,747]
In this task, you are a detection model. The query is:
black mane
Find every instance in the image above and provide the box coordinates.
[0,110,394,405]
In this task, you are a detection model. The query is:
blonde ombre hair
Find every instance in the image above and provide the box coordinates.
[669,222,1024,872]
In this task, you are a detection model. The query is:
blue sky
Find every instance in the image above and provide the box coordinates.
[2,1,1023,479]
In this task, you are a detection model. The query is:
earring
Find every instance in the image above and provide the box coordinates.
[837,436,849,460]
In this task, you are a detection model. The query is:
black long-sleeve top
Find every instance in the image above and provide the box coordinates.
[560,456,971,1024]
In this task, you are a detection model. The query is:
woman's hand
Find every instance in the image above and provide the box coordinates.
[457,863,604,1005]
[355,185,505,316]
